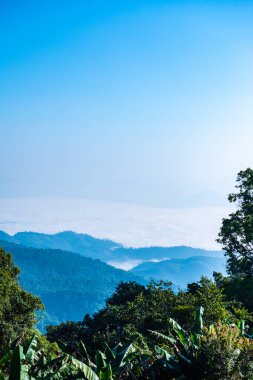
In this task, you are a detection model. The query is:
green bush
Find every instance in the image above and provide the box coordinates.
[199,323,253,379]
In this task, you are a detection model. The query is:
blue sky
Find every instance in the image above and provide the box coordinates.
[1,0,253,207]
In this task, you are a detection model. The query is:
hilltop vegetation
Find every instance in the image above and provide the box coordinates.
[0,245,253,379]
[0,247,43,349]
[1,237,253,379]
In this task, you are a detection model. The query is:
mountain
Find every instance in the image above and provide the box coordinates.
[130,255,226,288]
[0,230,16,243]
[0,231,222,267]
[0,240,144,327]
[0,231,225,324]
[0,231,120,261]
[112,246,222,261]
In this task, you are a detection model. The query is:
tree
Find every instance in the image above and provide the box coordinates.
[47,280,235,355]
[0,247,43,352]
[47,281,177,353]
[217,168,253,277]
[105,281,147,307]
[188,277,227,327]
[213,271,253,315]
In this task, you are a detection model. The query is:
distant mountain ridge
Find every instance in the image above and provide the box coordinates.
[0,230,121,261]
[0,240,144,327]
[112,245,222,261]
[130,255,226,288]
[0,230,223,265]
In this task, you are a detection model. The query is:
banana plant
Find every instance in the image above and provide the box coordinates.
[0,335,99,380]
[148,306,205,379]
[81,341,143,379]
[57,339,140,379]
[0,307,208,380]
[0,335,39,380]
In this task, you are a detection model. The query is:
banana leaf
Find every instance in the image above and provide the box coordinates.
[148,330,176,345]
[99,364,113,380]
[118,343,136,368]
[9,346,29,380]
[195,306,204,335]
[96,351,107,373]
[155,346,175,361]
[23,334,37,363]
[66,356,99,380]
[168,319,189,348]
[104,343,116,362]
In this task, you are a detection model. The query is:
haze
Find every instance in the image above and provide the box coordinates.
[1,1,252,245]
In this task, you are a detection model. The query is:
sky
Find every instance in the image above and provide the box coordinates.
[1,1,253,243]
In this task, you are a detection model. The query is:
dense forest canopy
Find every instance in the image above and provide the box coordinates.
[0,240,144,325]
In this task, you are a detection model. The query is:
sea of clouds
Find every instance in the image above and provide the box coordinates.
[0,197,233,250]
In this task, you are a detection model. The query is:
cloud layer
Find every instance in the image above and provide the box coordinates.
[0,198,233,249]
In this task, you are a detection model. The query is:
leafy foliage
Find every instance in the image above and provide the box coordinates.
[46,278,249,358]
[0,247,43,353]
[199,323,253,379]
[217,168,253,276]
[213,272,253,320]
[2,309,253,379]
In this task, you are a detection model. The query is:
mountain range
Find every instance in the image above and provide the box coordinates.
[0,230,120,261]
[0,230,223,264]
[130,255,226,288]
[0,239,143,327]
[0,230,226,327]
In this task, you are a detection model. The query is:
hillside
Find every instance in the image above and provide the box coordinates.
[0,240,144,326]
[130,255,226,288]
[0,230,121,261]
[0,231,223,266]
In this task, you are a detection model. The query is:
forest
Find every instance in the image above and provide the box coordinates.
[1,169,253,379]
[0,240,143,326]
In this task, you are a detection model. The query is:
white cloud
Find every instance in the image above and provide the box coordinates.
[0,197,233,249]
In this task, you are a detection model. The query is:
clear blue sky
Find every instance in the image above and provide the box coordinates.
[1,0,253,207]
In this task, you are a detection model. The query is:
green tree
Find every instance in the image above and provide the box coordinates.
[0,247,43,352]
[217,168,253,277]
[47,281,177,354]
[47,280,234,355]
[106,281,147,307]
[188,276,227,327]
[213,271,253,316]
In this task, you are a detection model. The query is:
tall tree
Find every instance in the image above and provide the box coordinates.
[217,168,253,277]
[0,247,43,352]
